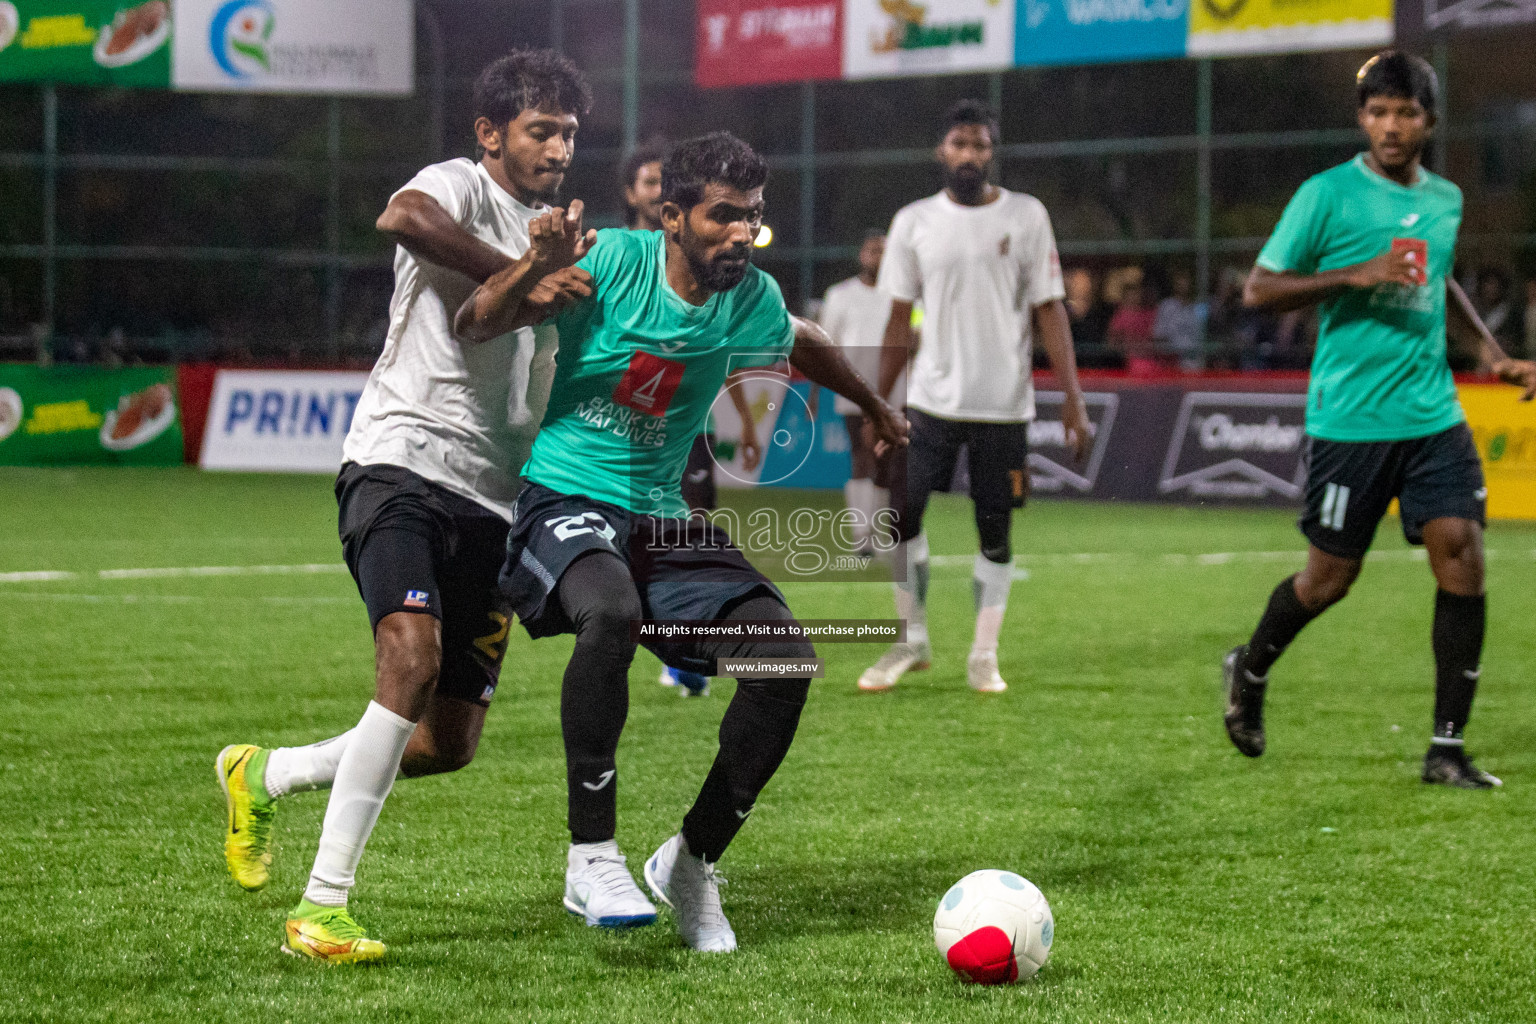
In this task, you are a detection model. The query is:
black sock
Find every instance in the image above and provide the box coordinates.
[556,554,640,845]
[1243,575,1324,678]
[680,594,812,862]
[681,677,809,862]
[1431,589,1485,742]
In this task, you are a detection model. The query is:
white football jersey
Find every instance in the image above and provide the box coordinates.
[818,275,901,416]
[343,158,558,521]
[878,188,1064,423]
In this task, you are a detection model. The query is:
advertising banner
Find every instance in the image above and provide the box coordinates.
[199,369,368,472]
[843,0,1015,80]
[1188,0,1394,56]
[172,0,412,95]
[1015,0,1189,67]
[1396,0,1536,40]
[1459,383,1536,521]
[0,0,172,86]
[696,0,843,87]
[0,363,182,465]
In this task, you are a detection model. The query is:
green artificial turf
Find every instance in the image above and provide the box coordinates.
[2,467,1533,1023]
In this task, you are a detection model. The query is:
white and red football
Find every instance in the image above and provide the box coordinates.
[933,869,1053,984]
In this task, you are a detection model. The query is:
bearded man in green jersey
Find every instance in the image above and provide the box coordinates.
[1223,51,1536,788]
[456,131,908,950]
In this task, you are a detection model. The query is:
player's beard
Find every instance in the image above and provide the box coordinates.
[683,225,752,292]
[943,162,989,204]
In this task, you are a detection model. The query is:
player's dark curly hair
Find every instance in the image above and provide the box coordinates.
[1356,50,1438,113]
[941,99,1000,146]
[621,137,670,191]
[661,132,768,211]
[473,49,593,126]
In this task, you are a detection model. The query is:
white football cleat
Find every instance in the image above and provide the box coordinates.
[644,833,737,953]
[966,649,1008,693]
[564,840,657,928]
[857,640,932,692]
[659,665,680,687]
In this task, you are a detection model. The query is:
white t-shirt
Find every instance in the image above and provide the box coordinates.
[343,158,558,521]
[878,188,1065,422]
[818,275,900,415]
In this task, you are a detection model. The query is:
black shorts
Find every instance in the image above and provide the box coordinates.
[499,481,782,675]
[890,407,1029,543]
[680,432,717,512]
[1300,423,1486,560]
[336,462,514,706]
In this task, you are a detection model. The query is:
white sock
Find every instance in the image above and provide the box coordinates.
[303,701,417,907]
[971,553,1013,654]
[265,731,353,799]
[893,533,931,647]
[844,479,869,544]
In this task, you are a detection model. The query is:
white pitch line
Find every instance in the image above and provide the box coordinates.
[0,570,78,582]
[96,563,348,580]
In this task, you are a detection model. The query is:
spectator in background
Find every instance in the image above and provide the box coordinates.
[1473,266,1515,347]
[1523,273,1536,359]
[1108,278,1158,376]
[1153,268,1207,372]
[621,136,668,231]
[1064,266,1112,366]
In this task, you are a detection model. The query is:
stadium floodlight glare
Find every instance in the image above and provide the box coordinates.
[754,224,773,248]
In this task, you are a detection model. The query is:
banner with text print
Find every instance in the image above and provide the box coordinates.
[0,363,182,465]
[0,0,412,93]
[1015,0,1189,67]
[842,0,1015,80]
[199,368,368,472]
[1188,0,1394,56]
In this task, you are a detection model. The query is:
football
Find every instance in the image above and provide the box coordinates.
[933,870,1053,985]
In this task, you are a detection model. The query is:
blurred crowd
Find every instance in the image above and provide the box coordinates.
[1059,261,1536,374]
[5,260,1534,374]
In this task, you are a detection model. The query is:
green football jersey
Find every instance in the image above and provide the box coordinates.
[1257,154,1464,442]
[523,229,795,517]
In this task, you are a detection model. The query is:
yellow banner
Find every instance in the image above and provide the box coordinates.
[1188,0,1394,56]
[1460,383,1536,521]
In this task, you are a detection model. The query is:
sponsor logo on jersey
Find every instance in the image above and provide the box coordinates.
[613,352,685,415]
[403,589,429,608]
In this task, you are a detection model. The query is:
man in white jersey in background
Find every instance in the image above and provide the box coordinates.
[815,230,898,555]
[860,100,1090,694]
[213,50,594,964]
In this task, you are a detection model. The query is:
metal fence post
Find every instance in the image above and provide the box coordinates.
[1432,40,1449,178]
[800,80,816,314]
[326,97,342,362]
[42,84,58,353]
[622,0,639,154]
[1195,58,1213,339]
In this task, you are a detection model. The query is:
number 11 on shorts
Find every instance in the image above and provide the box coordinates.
[1320,482,1351,531]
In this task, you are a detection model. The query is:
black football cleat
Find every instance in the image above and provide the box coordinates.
[1422,745,1502,789]
[1223,646,1266,758]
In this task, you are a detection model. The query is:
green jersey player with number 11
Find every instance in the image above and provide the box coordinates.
[1223,51,1536,788]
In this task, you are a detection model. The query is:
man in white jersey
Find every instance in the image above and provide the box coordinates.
[860,100,1090,694]
[816,230,898,554]
[213,50,594,964]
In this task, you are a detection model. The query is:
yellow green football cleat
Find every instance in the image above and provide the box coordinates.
[216,743,275,891]
[282,900,387,964]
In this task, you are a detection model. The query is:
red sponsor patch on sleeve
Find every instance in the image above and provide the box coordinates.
[612,351,685,415]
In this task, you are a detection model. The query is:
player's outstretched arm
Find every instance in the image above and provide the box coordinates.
[1448,278,1536,401]
[453,202,598,343]
[376,190,513,285]
[1032,299,1091,462]
[724,370,762,472]
[789,316,908,449]
[876,300,915,402]
[1243,247,1422,314]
